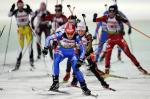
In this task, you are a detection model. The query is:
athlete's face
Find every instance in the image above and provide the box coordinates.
[40,3,46,11]
[78,30,86,36]
[68,19,76,25]
[109,11,115,18]
[17,3,24,11]
[55,10,62,17]
[66,33,74,39]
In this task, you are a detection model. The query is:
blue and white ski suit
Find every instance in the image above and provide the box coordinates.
[45,30,86,82]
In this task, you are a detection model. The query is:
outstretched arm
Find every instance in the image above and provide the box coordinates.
[25,4,33,15]
[8,4,17,17]
[93,13,107,22]
[44,31,63,48]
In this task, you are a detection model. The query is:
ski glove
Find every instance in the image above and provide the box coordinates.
[76,19,81,23]
[10,3,15,12]
[93,36,96,40]
[76,59,83,68]
[86,34,93,41]
[42,47,48,55]
[26,4,32,12]
[128,27,132,35]
[93,13,97,22]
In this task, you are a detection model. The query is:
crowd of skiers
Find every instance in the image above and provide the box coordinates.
[8,0,149,95]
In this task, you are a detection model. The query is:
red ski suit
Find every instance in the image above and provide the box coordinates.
[95,15,140,72]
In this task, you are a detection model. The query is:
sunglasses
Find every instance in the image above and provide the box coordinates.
[109,10,116,13]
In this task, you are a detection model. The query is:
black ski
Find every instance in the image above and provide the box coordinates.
[83,93,99,98]
[104,74,128,79]
[104,87,116,91]
[32,87,70,95]
[49,89,70,94]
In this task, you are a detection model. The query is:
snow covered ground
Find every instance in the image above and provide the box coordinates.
[0,19,150,99]
[0,48,150,99]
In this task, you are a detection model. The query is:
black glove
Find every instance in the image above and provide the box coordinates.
[76,19,81,23]
[93,13,97,22]
[26,4,32,12]
[10,3,15,12]
[93,36,96,40]
[76,59,83,68]
[71,15,77,19]
[128,27,132,35]
[42,47,48,55]
[86,34,93,41]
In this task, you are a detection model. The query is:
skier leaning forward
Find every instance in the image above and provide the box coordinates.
[42,22,91,95]
[63,22,110,89]
[93,5,148,75]
[8,0,34,71]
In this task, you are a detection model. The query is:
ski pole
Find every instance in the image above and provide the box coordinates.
[67,5,73,15]
[45,0,48,9]
[3,18,12,66]
[31,28,50,75]
[72,7,75,14]
[81,14,87,26]
[0,25,6,38]
[56,0,58,4]
[61,0,63,5]
[113,0,117,4]
[125,23,150,39]
[82,13,90,33]
[104,4,108,11]
[131,26,150,39]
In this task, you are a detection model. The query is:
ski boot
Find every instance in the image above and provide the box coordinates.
[12,53,22,71]
[71,75,78,87]
[105,67,110,75]
[138,66,148,74]
[12,60,21,71]
[30,59,34,67]
[63,72,70,82]
[80,82,91,95]
[37,55,41,59]
[30,49,34,67]
[101,80,109,89]
[37,45,41,59]
[49,76,59,91]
